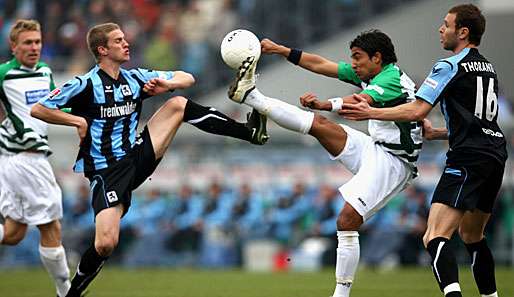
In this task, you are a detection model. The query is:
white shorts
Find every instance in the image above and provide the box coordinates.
[330,125,413,221]
[0,153,63,225]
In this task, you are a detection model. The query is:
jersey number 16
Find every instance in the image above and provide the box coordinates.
[474,76,498,121]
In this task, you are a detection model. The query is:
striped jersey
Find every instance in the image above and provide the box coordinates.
[0,58,54,155]
[338,62,423,169]
[39,65,173,173]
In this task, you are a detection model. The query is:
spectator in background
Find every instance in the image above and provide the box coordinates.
[166,184,203,253]
[267,181,310,246]
[229,183,264,265]
[124,189,170,266]
[397,186,429,265]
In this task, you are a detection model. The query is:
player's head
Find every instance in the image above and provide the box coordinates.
[87,22,130,64]
[9,19,42,68]
[349,30,397,81]
[440,4,485,51]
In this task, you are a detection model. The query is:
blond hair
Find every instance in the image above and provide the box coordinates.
[87,23,120,61]
[9,19,41,43]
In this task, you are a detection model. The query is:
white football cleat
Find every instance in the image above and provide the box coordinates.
[228,55,257,103]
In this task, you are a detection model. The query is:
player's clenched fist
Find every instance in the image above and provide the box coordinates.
[261,38,288,56]
[300,92,322,110]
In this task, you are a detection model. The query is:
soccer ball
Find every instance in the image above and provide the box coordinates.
[220,29,261,69]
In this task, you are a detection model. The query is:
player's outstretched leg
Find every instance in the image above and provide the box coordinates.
[183,99,268,145]
[228,56,314,135]
[228,55,348,157]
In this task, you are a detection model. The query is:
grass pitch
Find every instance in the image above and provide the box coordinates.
[1,267,513,297]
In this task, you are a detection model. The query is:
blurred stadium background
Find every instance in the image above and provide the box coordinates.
[1,0,514,296]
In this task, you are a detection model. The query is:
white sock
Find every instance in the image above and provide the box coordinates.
[333,231,360,297]
[245,88,314,134]
[39,245,71,297]
[0,224,4,243]
[482,293,498,297]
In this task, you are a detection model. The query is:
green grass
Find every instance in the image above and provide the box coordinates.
[1,267,513,297]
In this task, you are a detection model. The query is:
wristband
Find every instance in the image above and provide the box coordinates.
[287,48,302,65]
[328,97,344,112]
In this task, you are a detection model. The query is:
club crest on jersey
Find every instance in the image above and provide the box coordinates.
[121,85,132,96]
[49,88,61,99]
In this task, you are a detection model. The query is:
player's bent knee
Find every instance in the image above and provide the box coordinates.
[164,96,187,113]
[337,205,362,231]
[95,237,118,256]
[311,114,335,134]
[458,227,483,244]
[3,229,26,245]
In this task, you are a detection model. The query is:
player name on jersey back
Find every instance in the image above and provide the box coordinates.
[461,61,495,73]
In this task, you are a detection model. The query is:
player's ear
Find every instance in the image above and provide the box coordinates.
[372,52,382,65]
[97,45,108,57]
[458,27,469,41]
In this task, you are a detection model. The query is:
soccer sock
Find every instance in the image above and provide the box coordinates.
[426,237,462,297]
[465,238,498,296]
[245,88,314,134]
[69,245,108,294]
[39,245,71,297]
[183,99,252,142]
[0,224,4,243]
[332,231,359,297]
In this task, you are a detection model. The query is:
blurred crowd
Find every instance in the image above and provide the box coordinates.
[0,0,418,99]
[1,179,512,269]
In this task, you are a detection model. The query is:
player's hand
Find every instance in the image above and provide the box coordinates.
[422,118,434,139]
[261,38,287,56]
[338,93,372,121]
[76,117,88,143]
[143,78,173,96]
[300,92,323,110]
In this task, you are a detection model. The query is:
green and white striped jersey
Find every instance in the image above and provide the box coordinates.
[0,58,55,155]
[338,62,423,169]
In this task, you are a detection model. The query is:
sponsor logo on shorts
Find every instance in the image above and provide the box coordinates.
[107,191,119,203]
[357,198,367,206]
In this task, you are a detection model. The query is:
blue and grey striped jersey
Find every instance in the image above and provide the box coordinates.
[39,65,173,173]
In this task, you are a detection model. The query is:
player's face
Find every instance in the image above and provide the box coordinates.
[439,13,460,51]
[11,30,42,68]
[103,29,130,63]
[350,47,380,81]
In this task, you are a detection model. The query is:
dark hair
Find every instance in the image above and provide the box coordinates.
[350,29,397,65]
[449,4,485,46]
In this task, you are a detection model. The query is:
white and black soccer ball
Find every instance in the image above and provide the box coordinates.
[220,29,261,69]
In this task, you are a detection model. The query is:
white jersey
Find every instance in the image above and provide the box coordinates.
[0,58,54,155]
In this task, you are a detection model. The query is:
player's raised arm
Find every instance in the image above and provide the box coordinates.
[143,71,195,96]
[300,93,374,112]
[261,38,339,78]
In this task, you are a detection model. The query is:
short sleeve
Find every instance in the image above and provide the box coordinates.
[39,77,88,109]
[360,67,403,105]
[337,62,361,86]
[131,68,174,82]
[416,61,456,106]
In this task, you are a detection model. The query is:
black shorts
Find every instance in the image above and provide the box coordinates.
[86,126,161,216]
[431,157,505,213]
